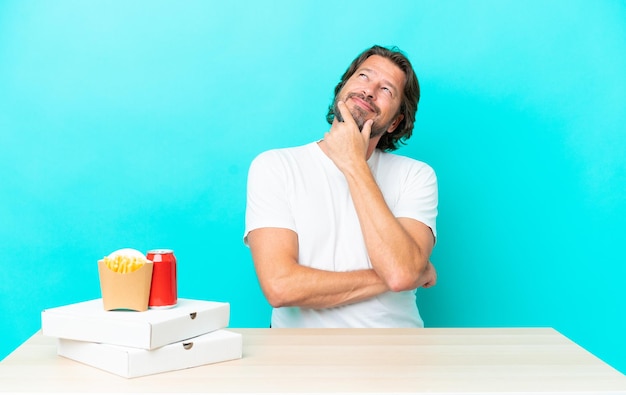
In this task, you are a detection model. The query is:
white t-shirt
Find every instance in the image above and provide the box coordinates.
[244,142,438,328]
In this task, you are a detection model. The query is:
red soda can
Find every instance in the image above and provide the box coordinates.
[147,249,177,308]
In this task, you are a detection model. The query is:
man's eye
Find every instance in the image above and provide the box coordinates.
[382,87,392,96]
[358,73,367,79]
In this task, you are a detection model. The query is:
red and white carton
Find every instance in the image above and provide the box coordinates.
[42,298,230,350]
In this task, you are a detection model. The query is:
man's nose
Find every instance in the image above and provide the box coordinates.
[362,84,375,99]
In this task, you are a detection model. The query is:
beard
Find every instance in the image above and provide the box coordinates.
[333,93,390,138]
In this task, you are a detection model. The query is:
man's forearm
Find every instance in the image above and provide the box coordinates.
[248,228,389,310]
[267,265,389,309]
[343,161,432,291]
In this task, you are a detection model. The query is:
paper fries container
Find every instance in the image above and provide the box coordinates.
[98,260,154,312]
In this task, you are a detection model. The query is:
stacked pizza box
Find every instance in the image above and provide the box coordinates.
[41,298,242,378]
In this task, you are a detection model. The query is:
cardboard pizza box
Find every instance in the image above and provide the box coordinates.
[57,329,242,378]
[42,298,229,350]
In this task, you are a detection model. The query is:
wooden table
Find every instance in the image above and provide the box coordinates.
[1,328,625,394]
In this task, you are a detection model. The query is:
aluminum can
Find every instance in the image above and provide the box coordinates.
[147,249,177,308]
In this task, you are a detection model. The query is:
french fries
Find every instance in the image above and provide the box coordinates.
[101,255,147,274]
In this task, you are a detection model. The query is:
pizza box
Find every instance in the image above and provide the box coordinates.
[42,298,229,350]
[57,329,242,378]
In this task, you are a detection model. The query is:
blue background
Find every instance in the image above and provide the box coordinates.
[1,0,625,374]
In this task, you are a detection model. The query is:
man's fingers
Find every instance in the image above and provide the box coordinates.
[335,103,344,123]
[361,119,373,140]
[336,101,355,125]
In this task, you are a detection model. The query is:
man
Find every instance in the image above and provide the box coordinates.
[244,45,438,328]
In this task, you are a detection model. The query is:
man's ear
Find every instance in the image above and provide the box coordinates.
[387,114,404,133]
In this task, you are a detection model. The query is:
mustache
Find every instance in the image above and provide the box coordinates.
[333,93,380,122]
[345,93,380,115]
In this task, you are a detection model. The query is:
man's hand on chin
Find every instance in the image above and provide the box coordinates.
[322,100,373,173]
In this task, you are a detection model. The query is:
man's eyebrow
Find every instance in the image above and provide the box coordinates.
[358,67,400,96]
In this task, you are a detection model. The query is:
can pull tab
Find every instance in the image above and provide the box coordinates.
[183,342,194,350]
[189,312,197,320]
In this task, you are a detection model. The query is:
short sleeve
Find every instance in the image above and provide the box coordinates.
[244,150,296,245]
[392,162,438,239]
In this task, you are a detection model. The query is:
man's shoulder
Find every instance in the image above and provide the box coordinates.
[256,142,315,158]
[250,142,318,169]
[376,150,435,173]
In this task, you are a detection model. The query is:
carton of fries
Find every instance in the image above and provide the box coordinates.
[98,248,154,312]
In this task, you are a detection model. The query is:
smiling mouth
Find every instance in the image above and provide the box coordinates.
[347,93,378,114]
